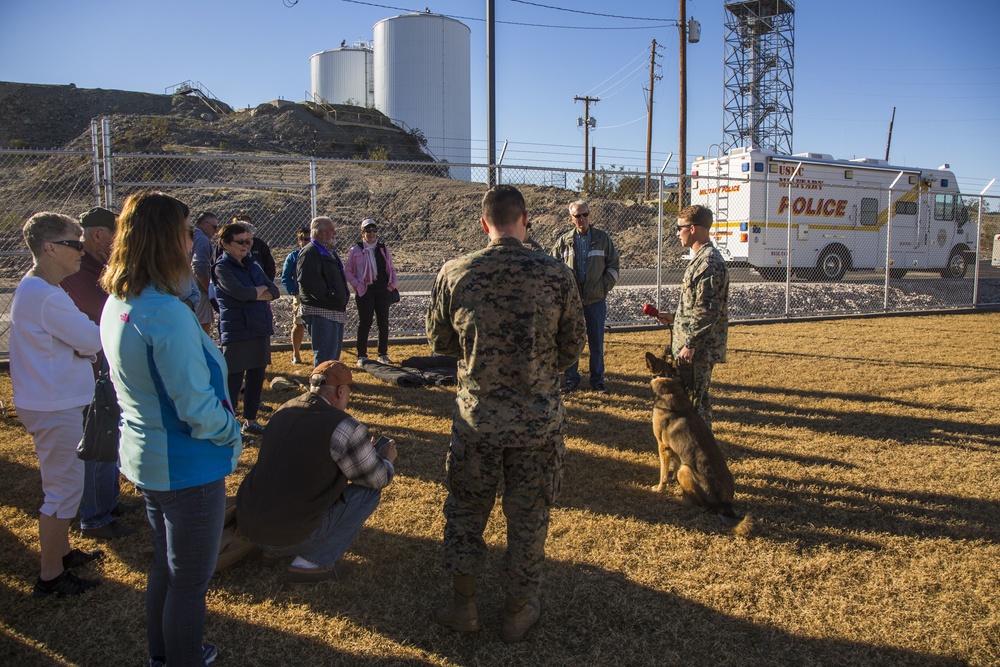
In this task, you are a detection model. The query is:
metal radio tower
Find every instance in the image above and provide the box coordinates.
[722,0,795,154]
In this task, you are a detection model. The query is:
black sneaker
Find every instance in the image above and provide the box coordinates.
[593,383,609,395]
[241,420,265,436]
[32,570,101,598]
[560,382,578,395]
[202,642,219,664]
[257,402,273,414]
[62,548,104,570]
[110,500,143,517]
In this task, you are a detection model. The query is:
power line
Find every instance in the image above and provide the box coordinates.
[509,0,675,22]
[586,45,651,96]
[340,0,675,29]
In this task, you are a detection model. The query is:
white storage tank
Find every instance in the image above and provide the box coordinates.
[374,11,471,180]
[310,45,374,107]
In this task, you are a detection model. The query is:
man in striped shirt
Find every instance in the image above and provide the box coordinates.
[235,360,397,583]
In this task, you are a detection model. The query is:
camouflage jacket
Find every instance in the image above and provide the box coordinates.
[427,237,585,442]
[672,243,729,364]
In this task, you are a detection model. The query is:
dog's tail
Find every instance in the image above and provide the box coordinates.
[718,509,754,537]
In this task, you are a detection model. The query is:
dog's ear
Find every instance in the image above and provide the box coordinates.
[646,351,667,375]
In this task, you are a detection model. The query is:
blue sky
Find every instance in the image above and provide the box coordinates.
[1,0,997,192]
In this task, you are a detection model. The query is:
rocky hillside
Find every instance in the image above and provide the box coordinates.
[0,81,431,161]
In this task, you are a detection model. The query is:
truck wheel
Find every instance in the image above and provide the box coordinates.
[816,246,848,281]
[939,247,968,279]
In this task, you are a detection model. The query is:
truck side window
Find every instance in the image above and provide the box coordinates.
[934,194,955,221]
[894,200,917,216]
[860,197,879,226]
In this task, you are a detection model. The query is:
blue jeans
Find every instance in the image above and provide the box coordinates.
[304,314,344,366]
[79,460,120,530]
[565,299,607,388]
[141,479,226,666]
[257,485,381,568]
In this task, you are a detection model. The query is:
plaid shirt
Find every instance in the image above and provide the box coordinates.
[323,399,394,489]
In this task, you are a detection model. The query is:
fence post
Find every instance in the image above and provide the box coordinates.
[90,121,102,206]
[310,158,317,220]
[101,119,114,209]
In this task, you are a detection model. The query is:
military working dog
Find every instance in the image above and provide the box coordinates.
[645,350,751,535]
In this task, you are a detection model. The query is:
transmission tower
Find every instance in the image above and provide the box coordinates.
[722,0,795,154]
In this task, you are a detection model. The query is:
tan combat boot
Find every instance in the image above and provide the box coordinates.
[500,595,541,643]
[434,574,479,632]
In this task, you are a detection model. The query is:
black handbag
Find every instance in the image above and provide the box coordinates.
[388,288,401,305]
[76,357,121,463]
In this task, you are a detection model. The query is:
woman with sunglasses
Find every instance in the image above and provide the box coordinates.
[11,212,104,598]
[212,222,280,437]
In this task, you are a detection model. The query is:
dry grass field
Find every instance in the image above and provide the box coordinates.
[1,312,999,666]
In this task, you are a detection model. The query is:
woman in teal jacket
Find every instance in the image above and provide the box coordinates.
[100,191,241,667]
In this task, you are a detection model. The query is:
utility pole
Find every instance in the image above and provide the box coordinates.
[678,0,687,206]
[575,95,599,179]
[644,39,660,201]
[884,106,896,162]
[487,0,496,186]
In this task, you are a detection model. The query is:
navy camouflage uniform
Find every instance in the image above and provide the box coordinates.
[427,237,585,599]
[671,242,729,430]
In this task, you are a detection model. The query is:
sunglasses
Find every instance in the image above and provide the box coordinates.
[231,239,253,246]
[676,224,696,231]
[51,239,84,251]
[571,213,590,219]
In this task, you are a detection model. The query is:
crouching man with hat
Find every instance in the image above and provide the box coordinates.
[235,360,397,583]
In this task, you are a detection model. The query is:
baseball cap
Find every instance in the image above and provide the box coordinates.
[80,207,117,230]
[361,219,377,231]
[309,360,354,388]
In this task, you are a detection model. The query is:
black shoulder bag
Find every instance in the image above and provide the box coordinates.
[76,356,121,463]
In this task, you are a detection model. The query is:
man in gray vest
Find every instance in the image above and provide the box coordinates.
[235,360,397,583]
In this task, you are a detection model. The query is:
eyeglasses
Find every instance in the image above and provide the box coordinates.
[362,229,377,234]
[571,212,590,219]
[675,224,696,231]
[231,239,252,246]
[51,239,84,251]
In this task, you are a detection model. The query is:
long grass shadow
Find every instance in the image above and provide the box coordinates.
[715,388,1000,450]
[311,529,966,667]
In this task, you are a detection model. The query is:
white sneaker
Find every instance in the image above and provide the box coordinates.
[356,357,368,367]
[378,355,393,364]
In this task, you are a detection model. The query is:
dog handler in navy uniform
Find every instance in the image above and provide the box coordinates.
[657,204,730,432]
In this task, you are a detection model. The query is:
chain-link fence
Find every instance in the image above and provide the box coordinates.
[1,126,998,357]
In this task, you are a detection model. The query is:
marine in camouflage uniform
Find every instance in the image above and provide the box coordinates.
[426,187,585,607]
[670,205,729,431]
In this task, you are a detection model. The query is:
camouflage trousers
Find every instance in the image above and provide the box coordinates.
[443,433,565,598]
[678,359,716,431]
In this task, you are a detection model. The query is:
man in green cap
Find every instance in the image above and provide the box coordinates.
[61,206,140,540]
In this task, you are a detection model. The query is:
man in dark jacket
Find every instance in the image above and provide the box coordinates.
[235,360,397,583]
[297,216,349,366]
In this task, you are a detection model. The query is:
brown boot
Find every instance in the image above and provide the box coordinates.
[500,595,541,643]
[434,575,479,632]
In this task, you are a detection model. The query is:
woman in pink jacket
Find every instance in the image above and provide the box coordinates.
[345,219,398,365]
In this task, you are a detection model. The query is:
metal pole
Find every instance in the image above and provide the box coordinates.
[885,172,905,309]
[644,39,657,201]
[678,0,687,206]
[487,0,496,187]
[785,162,802,316]
[310,158,317,220]
[90,120,102,206]
[101,118,114,209]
